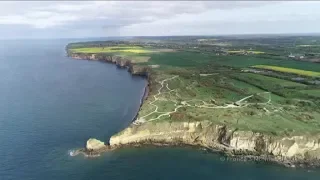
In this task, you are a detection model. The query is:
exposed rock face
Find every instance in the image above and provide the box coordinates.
[68,53,149,77]
[110,121,320,165]
[128,66,149,76]
[86,138,106,151]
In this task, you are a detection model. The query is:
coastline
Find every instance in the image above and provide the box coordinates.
[107,142,314,168]
[132,84,149,123]
[66,51,320,168]
[66,51,150,124]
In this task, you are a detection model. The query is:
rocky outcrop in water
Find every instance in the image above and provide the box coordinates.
[86,138,107,151]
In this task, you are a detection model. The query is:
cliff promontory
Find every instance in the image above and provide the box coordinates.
[109,121,320,167]
[66,42,320,167]
[67,52,149,76]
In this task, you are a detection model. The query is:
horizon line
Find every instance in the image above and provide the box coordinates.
[2,32,320,40]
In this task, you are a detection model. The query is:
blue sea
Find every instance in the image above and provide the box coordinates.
[0,39,319,180]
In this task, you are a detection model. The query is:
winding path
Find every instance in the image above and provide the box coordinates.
[134,75,274,125]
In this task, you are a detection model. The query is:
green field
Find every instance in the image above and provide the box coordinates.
[145,52,215,67]
[301,89,320,97]
[68,38,320,136]
[240,73,306,87]
[214,55,320,72]
[117,55,150,63]
[227,78,284,101]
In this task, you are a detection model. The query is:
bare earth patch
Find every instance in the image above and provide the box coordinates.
[149,65,160,68]
[155,49,176,52]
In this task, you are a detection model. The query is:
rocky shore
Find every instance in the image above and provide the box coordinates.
[109,121,320,168]
[67,50,320,168]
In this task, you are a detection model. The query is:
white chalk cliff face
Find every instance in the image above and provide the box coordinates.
[86,138,106,151]
[110,121,320,161]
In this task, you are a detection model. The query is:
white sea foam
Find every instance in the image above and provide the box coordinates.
[68,150,78,156]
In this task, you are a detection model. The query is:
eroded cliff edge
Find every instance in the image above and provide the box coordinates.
[110,121,320,167]
[67,52,150,76]
[67,51,320,167]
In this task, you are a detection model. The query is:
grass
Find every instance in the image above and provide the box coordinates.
[228,72,313,100]
[241,73,306,87]
[214,55,320,72]
[227,78,283,102]
[68,40,320,136]
[145,52,215,67]
[253,65,320,77]
[301,90,320,97]
[117,55,150,63]
[70,46,154,54]
[229,79,265,93]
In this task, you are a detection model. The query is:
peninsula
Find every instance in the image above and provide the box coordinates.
[66,36,320,167]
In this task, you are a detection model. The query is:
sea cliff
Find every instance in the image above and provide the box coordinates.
[67,52,150,76]
[110,121,320,167]
[67,51,320,168]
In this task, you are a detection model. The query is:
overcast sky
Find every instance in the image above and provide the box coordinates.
[0,1,320,39]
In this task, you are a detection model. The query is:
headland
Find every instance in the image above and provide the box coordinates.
[66,36,320,168]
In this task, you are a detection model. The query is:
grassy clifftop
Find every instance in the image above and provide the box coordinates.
[67,37,320,136]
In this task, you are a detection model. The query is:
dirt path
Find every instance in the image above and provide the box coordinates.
[135,76,274,124]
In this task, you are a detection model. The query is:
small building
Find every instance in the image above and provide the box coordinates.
[288,54,295,58]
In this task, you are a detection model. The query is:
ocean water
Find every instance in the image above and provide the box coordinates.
[0,39,319,180]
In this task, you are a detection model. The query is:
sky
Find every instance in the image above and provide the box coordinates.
[0,1,320,39]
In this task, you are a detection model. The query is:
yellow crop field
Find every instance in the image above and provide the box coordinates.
[70,46,154,54]
[252,65,320,77]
